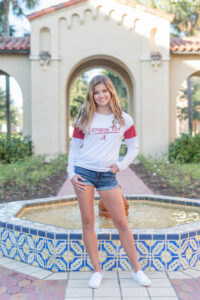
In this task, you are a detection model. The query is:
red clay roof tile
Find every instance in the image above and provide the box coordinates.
[171,37,200,53]
[27,0,86,21]
[0,36,30,53]
[0,36,199,55]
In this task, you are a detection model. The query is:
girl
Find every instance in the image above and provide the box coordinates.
[67,74,151,289]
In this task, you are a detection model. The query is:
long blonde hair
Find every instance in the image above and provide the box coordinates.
[74,74,125,133]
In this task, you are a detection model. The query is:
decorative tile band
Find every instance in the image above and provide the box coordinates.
[0,194,200,272]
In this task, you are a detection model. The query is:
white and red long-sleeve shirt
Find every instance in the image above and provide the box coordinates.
[67,111,139,180]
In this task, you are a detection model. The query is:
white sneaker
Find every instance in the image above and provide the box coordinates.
[131,269,151,286]
[88,271,103,288]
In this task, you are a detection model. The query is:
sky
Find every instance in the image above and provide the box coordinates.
[10,0,70,36]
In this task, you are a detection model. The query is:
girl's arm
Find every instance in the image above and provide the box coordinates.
[67,127,84,180]
[116,120,139,171]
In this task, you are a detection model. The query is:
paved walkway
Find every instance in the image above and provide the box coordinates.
[1,256,200,299]
[58,167,153,196]
[1,167,200,299]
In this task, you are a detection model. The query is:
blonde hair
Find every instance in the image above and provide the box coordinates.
[74,74,125,133]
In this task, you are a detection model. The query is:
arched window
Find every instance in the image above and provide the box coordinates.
[176,72,200,136]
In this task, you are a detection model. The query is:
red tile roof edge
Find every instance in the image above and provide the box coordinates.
[0,36,30,53]
[27,0,174,22]
[170,37,200,54]
[27,0,86,21]
[0,36,199,54]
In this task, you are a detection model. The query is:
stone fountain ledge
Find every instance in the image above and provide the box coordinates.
[0,194,200,235]
[0,194,200,272]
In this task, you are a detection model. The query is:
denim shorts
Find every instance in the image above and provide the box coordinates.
[74,166,119,191]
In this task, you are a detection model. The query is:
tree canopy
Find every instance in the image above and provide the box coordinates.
[0,0,40,36]
[69,74,87,123]
[178,77,200,122]
[0,87,19,132]
[134,0,200,36]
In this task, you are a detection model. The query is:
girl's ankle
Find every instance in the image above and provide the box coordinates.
[133,267,141,273]
[93,267,102,273]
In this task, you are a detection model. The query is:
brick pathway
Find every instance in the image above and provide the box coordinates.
[58,166,153,196]
[169,268,200,300]
[0,265,66,300]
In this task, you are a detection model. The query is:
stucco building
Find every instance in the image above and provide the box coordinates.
[0,0,200,157]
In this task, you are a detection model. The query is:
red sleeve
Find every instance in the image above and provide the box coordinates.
[124,125,137,139]
[72,126,85,139]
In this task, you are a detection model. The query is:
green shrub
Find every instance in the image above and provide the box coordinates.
[0,153,68,189]
[169,133,200,163]
[137,154,200,191]
[0,134,32,163]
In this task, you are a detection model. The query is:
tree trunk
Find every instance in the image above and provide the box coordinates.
[4,0,10,36]
[6,75,11,137]
[187,76,193,135]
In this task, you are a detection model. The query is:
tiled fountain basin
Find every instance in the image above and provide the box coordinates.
[0,194,200,272]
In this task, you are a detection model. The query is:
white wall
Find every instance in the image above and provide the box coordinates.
[29,0,171,156]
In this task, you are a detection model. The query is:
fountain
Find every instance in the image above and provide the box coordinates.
[0,194,199,272]
[99,186,129,217]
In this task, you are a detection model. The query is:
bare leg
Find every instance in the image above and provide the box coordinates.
[98,187,141,272]
[74,185,102,273]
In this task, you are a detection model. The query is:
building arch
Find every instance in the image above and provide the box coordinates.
[0,69,24,135]
[169,56,200,142]
[175,70,200,136]
[65,55,135,150]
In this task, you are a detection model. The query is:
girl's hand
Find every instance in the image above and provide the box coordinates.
[71,174,86,192]
[108,164,120,173]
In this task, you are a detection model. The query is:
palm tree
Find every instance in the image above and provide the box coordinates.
[2,0,40,36]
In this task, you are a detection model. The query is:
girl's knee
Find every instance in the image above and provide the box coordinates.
[115,220,129,232]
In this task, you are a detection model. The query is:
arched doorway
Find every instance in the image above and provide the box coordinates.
[0,70,23,136]
[65,55,135,150]
[176,71,200,137]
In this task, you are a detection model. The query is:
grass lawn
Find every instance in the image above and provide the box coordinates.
[131,155,200,199]
[0,152,199,202]
[0,153,68,202]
